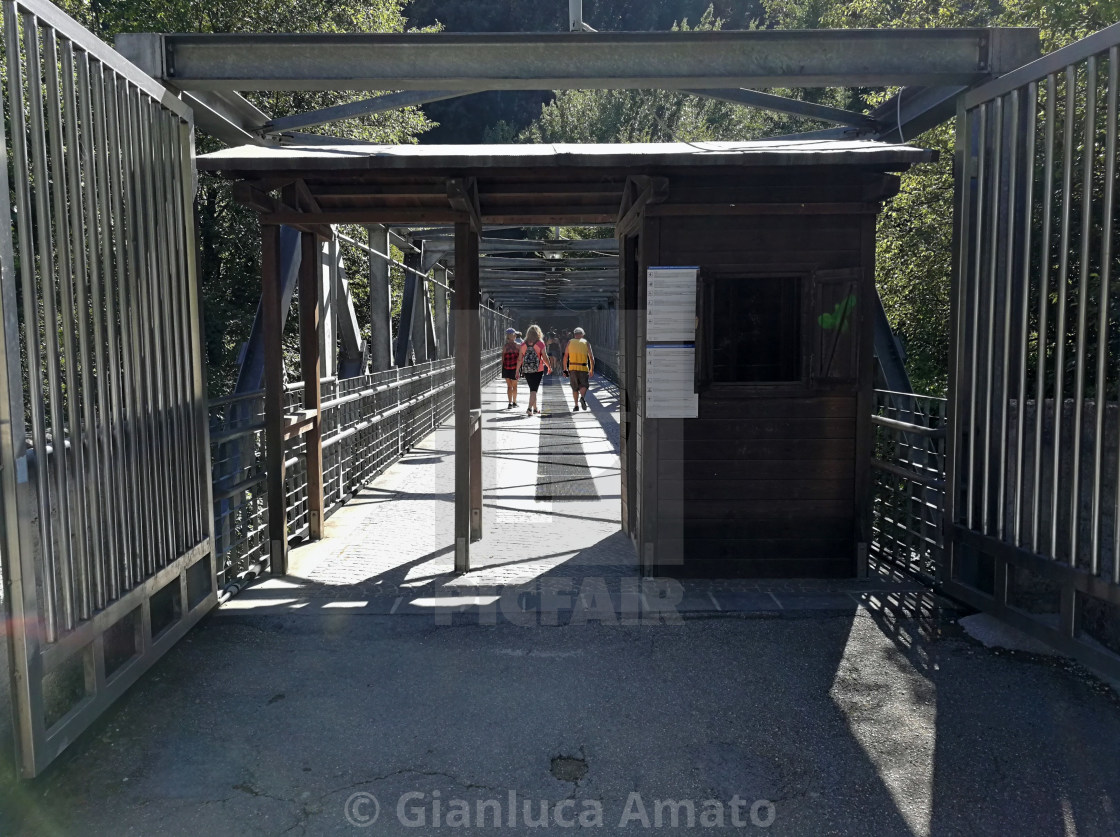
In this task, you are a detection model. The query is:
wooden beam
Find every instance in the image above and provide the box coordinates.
[468,235,483,544]
[615,175,668,237]
[294,178,323,213]
[261,223,288,574]
[282,409,318,441]
[262,209,470,224]
[645,201,878,217]
[299,230,325,540]
[447,177,483,234]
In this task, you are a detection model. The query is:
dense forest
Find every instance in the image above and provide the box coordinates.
[61,0,1119,395]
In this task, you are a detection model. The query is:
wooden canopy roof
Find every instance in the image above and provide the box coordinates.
[198,140,937,228]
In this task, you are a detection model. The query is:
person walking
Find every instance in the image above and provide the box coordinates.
[562,326,595,411]
[546,331,561,372]
[501,327,521,409]
[516,324,552,415]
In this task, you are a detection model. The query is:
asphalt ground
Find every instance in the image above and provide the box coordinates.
[2,374,1119,835]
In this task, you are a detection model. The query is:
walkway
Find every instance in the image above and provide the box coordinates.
[3,374,1120,835]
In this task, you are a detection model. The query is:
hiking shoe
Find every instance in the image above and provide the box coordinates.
[580,396,588,410]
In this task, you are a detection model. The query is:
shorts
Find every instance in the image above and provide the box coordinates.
[502,368,517,380]
[524,371,544,392]
[569,370,589,390]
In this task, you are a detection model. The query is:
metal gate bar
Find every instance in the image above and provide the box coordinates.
[948,22,1120,678]
[0,0,215,776]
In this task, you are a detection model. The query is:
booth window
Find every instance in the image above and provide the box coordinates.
[704,276,802,383]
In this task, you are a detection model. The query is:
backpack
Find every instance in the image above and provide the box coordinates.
[521,342,542,373]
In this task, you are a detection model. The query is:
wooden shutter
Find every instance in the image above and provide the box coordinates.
[810,268,862,384]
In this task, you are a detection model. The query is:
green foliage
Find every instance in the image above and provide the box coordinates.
[510,0,1115,396]
[519,7,830,144]
[58,0,434,395]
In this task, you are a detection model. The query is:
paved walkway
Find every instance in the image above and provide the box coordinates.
[3,374,1120,835]
[228,373,931,619]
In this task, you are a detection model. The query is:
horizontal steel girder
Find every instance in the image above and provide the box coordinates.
[115,28,1039,92]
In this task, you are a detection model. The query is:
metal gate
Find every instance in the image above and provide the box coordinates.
[948,22,1120,678]
[0,0,214,776]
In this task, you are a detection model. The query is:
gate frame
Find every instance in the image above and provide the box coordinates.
[0,0,217,777]
[945,21,1120,680]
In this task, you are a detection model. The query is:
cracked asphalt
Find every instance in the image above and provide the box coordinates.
[3,608,1120,835]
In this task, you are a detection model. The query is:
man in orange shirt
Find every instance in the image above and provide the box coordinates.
[562,326,595,411]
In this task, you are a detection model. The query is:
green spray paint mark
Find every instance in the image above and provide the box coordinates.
[818,294,857,333]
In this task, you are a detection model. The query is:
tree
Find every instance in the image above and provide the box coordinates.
[57,0,435,394]
[515,0,1119,394]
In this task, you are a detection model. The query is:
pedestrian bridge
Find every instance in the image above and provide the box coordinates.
[1,0,1119,808]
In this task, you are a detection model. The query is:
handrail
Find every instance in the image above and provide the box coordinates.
[10,0,193,121]
[871,414,947,438]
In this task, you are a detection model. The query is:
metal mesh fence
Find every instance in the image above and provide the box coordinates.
[208,349,501,589]
[870,390,948,580]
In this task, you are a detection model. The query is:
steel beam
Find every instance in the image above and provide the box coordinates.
[870,85,968,142]
[685,88,880,129]
[332,242,368,377]
[394,248,421,366]
[433,264,450,359]
[178,90,273,146]
[412,263,430,364]
[366,224,394,371]
[234,225,301,393]
[263,90,481,135]
[115,29,1040,92]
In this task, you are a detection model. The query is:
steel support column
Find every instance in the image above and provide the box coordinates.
[433,264,450,359]
[366,224,393,371]
[261,223,287,574]
[412,266,430,364]
[394,248,421,366]
[299,230,325,539]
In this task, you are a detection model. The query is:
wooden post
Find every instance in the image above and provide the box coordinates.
[300,230,325,540]
[261,223,288,574]
[366,224,393,372]
[453,221,478,571]
[319,237,338,377]
[469,241,483,542]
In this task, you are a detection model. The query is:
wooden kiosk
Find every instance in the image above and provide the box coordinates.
[201,140,935,578]
[617,149,937,578]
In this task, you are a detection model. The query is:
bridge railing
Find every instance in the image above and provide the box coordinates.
[870,390,948,581]
[209,348,502,591]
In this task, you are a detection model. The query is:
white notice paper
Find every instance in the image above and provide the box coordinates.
[646,267,698,342]
[645,345,699,418]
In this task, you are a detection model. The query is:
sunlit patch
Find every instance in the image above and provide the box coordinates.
[828,614,936,837]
